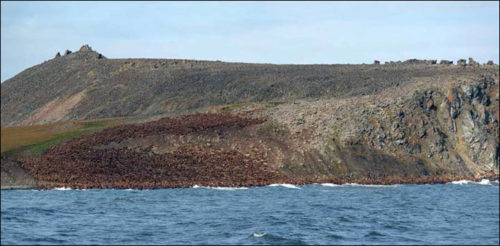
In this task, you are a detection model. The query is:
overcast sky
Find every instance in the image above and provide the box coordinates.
[1,1,499,82]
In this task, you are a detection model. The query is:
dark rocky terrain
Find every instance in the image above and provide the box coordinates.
[1,45,498,189]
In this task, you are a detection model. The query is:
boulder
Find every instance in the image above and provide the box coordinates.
[457,59,466,66]
[468,57,479,67]
[439,60,453,65]
[403,59,437,65]
[79,44,92,52]
[64,49,72,55]
[486,60,495,65]
[54,52,61,58]
[374,60,380,65]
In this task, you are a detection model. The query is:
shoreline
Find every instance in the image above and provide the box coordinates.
[4,174,497,190]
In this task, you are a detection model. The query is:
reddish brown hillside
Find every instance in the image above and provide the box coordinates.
[22,113,287,189]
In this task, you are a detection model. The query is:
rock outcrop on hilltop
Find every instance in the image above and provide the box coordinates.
[1,45,498,189]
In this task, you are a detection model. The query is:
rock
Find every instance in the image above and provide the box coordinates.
[402,59,438,65]
[54,52,61,58]
[439,60,453,65]
[374,60,380,65]
[79,44,93,52]
[296,118,305,125]
[64,49,72,55]
[457,59,467,66]
[468,57,479,67]
[426,99,435,111]
[486,60,495,65]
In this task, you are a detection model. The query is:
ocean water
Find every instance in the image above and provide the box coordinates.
[1,181,499,245]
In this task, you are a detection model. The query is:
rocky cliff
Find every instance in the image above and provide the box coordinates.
[1,45,498,189]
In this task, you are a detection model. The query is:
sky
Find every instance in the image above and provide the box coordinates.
[1,1,499,82]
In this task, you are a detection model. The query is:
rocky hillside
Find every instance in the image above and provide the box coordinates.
[1,45,498,189]
[2,45,495,127]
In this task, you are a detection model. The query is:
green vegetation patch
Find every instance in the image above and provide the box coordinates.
[1,119,119,158]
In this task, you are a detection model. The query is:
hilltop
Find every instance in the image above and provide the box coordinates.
[2,45,495,127]
[1,45,498,189]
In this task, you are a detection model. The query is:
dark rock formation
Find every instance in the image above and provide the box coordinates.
[1,158,37,189]
[487,60,495,65]
[54,52,61,58]
[457,59,467,66]
[440,60,453,65]
[403,59,437,65]
[64,49,72,55]
[374,60,380,65]
[79,44,92,52]
[468,57,479,67]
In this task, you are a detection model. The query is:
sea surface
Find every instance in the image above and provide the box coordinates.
[1,180,499,245]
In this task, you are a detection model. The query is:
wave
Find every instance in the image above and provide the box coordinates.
[344,183,399,187]
[450,180,471,185]
[252,232,266,238]
[320,183,398,188]
[448,179,499,186]
[191,185,248,190]
[52,187,72,190]
[268,184,300,189]
[211,187,248,190]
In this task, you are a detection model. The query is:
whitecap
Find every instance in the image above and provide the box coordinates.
[343,183,399,188]
[53,187,72,190]
[450,180,471,185]
[321,183,340,187]
[268,184,300,189]
[448,179,498,186]
[253,232,266,238]
[192,185,248,190]
[211,187,248,190]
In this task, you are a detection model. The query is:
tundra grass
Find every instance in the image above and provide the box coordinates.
[1,117,125,158]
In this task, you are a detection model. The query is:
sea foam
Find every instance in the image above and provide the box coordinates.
[322,183,399,188]
[191,185,248,190]
[53,187,72,190]
[268,184,300,189]
[448,179,498,186]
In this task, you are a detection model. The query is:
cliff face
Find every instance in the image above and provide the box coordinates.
[254,74,499,180]
[1,46,498,188]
